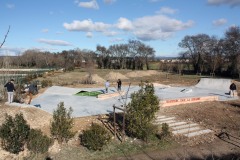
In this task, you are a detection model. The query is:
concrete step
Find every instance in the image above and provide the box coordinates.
[154,120,176,125]
[172,126,201,135]
[159,120,176,124]
[155,117,175,122]
[168,121,187,127]
[172,123,198,131]
[156,115,166,119]
[184,129,213,138]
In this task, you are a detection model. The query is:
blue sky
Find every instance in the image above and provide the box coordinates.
[0,0,240,57]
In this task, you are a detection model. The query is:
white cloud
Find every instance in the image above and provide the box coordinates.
[63,19,111,32]
[38,39,72,46]
[104,0,116,4]
[103,31,118,36]
[86,32,93,38]
[116,17,134,31]
[207,0,240,7]
[110,38,124,43]
[132,15,194,40]
[0,46,24,56]
[212,18,227,26]
[64,13,194,41]
[41,29,49,33]
[76,0,99,9]
[156,7,178,15]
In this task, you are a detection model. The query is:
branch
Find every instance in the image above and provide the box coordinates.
[0,25,10,49]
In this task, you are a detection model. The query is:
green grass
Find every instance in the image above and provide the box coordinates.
[75,91,103,97]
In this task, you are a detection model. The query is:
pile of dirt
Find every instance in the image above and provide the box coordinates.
[105,72,129,81]
[0,104,52,134]
[125,70,160,78]
[82,74,106,84]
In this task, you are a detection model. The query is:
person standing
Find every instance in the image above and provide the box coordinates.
[105,80,110,93]
[4,79,16,103]
[229,81,237,97]
[27,82,36,104]
[117,79,122,91]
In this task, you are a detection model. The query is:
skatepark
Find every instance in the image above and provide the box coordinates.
[7,78,239,117]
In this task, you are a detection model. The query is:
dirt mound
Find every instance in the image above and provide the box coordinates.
[82,74,106,84]
[126,70,160,78]
[105,72,129,81]
[0,104,52,133]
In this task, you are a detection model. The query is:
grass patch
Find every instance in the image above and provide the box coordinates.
[46,137,176,160]
[75,91,103,97]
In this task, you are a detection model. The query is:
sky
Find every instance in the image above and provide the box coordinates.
[0,0,240,57]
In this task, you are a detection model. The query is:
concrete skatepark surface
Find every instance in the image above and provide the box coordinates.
[28,78,238,117]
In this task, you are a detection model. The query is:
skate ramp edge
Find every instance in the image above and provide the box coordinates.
[160,95,218,107]
[195,78,231,91]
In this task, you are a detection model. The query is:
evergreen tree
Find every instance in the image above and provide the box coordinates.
[126,82,159,141]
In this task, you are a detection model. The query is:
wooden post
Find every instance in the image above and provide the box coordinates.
[113,105,116,139]
[122,107,126,142]
[112,104,126,142]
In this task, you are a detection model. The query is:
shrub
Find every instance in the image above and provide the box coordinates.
[0,113,30,154]
[27,129,53,154]
[41,79,52,88]
[80,123,111,151]
[126,82,159,142]
[157,123,171,140]
[50,102,75,144]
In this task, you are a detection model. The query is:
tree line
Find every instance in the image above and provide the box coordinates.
[178,26,240,78]
[1,26,239,77]
[0,40,155,71]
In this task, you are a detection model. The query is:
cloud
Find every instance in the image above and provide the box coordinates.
[132,15,194,40]
[86,32,93,38]
[207,0,240,7]
[212,18,227,26]
[76,0,99,9]
[109,38,124,43]
[104,0,116,4]
[103,31,118,36]
[41,29,49,33]
[38,39,72,46]
[64,13,194,41]
[0,46,25,56]
[156,7,178,14]
[116,17,134,31]
[6,4,15,9]
[63,19,111,32]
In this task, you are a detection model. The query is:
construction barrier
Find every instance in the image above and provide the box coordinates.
[160,96,218,107]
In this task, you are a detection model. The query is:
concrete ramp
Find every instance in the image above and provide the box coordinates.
[195,78,231,91]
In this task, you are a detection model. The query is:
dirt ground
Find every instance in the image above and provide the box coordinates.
[0,69,240,159]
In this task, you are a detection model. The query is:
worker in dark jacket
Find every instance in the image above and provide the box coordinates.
[26,82,38,104]
[4,79,16,103]
[229,81,237,97]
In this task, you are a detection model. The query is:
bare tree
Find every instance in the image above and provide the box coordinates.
[179,34,211,74]
[223,26,240,77]
[205,37,224,76]
[138,44,155,70]
[96,45,111,69]
[0,26,10,49]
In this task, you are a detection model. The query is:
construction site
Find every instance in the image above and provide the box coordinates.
[1,70,240,159]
